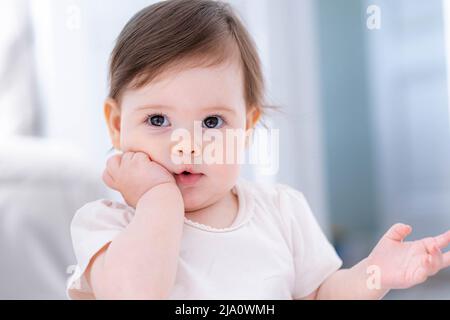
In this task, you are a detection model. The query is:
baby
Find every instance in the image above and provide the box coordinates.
[67,0,450,300]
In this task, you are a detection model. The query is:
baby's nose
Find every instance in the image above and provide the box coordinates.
[171,139,202,158]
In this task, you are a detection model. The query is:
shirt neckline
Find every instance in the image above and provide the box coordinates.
[183,178,255,233]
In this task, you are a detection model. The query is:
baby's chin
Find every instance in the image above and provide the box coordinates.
[181,192,206,213]
[179,187,212,213]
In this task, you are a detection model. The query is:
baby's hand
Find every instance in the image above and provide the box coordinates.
[102,152,175,208]
[366,224,450,290]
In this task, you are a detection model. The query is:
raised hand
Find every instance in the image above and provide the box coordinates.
[102,152,175,208]
[366,223,450,290]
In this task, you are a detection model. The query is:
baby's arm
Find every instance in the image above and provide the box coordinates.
[309,224,450,299]
[85,152,184,299]
[307,258,386,299]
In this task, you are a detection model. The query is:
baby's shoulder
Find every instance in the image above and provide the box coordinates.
[239,178,307,208]
[238,178,310,228]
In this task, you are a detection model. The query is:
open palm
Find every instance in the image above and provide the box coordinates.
[367,224,450,290]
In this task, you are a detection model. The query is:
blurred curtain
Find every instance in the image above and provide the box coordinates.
[0,0,40,137]
[28,0,158,170]
[368,0,450,239]
[230,0,330,231]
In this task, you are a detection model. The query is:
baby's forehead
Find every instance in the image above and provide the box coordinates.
[121,60,246,114]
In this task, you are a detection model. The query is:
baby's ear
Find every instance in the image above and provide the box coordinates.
[104,98,122,150]
[246,107,261,130]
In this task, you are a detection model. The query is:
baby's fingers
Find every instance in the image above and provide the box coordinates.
[434,230,450,250]
[106,154,122,173]
[132,152,151,163]
[423,238,443,276]
[102,169,117,190]
[121,152,134,164]
[443,251,450,269]
[431,229,450,269]
[384,223,412,242]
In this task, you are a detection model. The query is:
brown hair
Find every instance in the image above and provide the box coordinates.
[108,0,266,118]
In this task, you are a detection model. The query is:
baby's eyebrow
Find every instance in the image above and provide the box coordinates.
[200,105,237,115]
[134,104,237,115]
[134,104,175,112]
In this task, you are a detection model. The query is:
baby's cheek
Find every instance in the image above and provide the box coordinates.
[122,134,166,161]
[222,136,247,165]
[119,131,143,153]
[209,163,240,182]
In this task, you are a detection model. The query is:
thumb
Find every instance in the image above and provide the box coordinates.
[384,223,412,242]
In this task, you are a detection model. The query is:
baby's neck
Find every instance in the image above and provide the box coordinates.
[184,189,239,229]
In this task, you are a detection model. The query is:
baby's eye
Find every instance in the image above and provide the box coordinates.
[147,114,171,127]
[202,116,225,129]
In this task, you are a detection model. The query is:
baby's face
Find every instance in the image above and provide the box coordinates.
[114,60,252,212]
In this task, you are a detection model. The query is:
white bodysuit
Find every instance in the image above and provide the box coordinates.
[67,178,342,299]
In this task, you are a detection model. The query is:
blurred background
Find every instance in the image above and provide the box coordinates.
[0,0,449,299]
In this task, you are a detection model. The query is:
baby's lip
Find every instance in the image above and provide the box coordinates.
[173,165,200,175]
[174,171,204,186]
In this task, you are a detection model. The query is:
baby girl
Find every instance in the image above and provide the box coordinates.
[67,0,450,300]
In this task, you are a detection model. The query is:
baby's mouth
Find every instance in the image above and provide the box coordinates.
[174,171,204,186]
